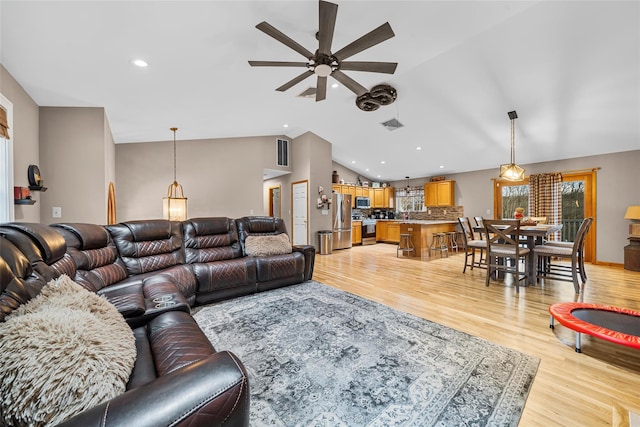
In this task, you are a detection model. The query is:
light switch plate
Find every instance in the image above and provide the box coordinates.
[52,207,61,218]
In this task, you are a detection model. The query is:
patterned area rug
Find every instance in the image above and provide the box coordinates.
[193,281,538,426]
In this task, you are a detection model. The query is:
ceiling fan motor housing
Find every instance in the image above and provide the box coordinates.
[356,84,397,111]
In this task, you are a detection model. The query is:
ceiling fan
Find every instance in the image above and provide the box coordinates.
[248,0,397,102]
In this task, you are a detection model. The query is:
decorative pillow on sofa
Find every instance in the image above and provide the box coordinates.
[0,274,136,427]
[245,233,292,256]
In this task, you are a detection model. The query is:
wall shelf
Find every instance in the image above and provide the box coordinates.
[15,199,36,205]
[29,186,47,191]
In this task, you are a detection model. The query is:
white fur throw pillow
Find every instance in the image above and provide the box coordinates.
[245,233,292,256]
[0,275,136,427]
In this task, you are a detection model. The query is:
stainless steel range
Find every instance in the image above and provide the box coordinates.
[361,219,377,245]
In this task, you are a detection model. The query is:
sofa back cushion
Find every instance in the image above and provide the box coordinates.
[53,223,128,293]
[106,220,185,276]
[0,237,47,322]
[235,216,290,256]
[0,223,74,281]
[183,217,242,263]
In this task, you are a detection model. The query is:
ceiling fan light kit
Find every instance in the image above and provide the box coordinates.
[249,0,397,103]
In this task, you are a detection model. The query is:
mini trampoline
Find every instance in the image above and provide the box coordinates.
[549,302,640,353]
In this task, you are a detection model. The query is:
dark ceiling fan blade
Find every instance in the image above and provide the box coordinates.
[249,61,309,67]
[276,70,314,92]
[331,70,368,96]
[318,1,338,56]
[316,76,327,102]
[256,21,314,59]
[333,22,395,61]
[339,61,397,74]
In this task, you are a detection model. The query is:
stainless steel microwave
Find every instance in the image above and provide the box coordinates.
[355,197,371,209]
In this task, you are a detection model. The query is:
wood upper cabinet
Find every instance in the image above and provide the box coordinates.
[384,187,395,209]
[373,188,385,208]
[332,184,342,194]
[424,180,455,207]
[343,185,356,200]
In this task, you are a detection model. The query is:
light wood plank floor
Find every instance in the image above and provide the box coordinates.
[312,244,640,426]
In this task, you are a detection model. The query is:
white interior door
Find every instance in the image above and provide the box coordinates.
[292,181,308,245]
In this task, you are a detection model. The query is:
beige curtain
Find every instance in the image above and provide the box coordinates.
[529,172,562,240]
[0,107,10,139]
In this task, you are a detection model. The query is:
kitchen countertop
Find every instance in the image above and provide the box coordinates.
[375,219,458,225]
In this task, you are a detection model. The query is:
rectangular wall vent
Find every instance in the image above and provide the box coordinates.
[277,138,289,167]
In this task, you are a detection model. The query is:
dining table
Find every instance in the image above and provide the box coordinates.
[474,223,563,286]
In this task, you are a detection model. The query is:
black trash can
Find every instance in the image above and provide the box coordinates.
[318,230,333,255]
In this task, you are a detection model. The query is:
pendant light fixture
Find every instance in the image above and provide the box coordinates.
[162,127,188,221]
[499,110,525,181]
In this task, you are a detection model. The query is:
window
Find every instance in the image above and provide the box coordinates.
[396,187,425,212]
[495,179,530,219]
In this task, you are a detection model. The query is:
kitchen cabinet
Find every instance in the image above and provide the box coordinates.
[355,187,365,197]
[373,188,385,208]
[376,221,388,241]
[387,222,400,243]
[344,185,357,200]
[332,184,342,194]
[384,187,395,209]
[352,221,362,245]
[424,180,455,207]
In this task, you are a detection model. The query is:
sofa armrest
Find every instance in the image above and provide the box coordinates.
[292,244,315,281]
[57,350,249,427]
[106,293,146,318]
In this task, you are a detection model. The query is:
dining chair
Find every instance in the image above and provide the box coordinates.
[533,217,593,293]
[458,217,486,273]
[483,219,530,293]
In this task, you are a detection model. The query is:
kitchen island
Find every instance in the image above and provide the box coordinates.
[397,220,458,257]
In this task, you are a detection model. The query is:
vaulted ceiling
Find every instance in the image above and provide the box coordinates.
[1,1,638,181]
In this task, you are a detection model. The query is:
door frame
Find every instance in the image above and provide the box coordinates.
[268,185,281,218]
[291,180,308,245]
[493,171,597,263]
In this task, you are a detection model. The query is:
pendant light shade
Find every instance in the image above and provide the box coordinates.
[162,127,188,221]
[499,110,525,181]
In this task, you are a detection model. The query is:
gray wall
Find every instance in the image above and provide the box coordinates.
[115,134,290,221]
[39,107,113,224]
[387,150,640,265]
[1,65,40,222]
[4,60,637,263]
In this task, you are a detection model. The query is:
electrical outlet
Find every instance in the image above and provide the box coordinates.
[52,207,62,218]
[486,209,491,215]
[249,209,254,215]
[444,210,447,215]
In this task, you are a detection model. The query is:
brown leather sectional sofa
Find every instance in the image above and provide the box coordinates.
[0,216,315,426]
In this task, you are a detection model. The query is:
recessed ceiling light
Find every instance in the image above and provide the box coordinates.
[416,146,422,150]
[331,83,339,88]
[380,160,386,164]
[283,124,289,128]
[439,165,445,169]
[377,175,381,178]
[131,59,148,67]
[351,160,356,164]
[365,168,370,172]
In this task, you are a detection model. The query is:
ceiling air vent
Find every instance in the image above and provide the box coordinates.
[381,118,404,131]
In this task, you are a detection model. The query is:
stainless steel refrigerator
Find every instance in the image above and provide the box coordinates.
[332,193,352,250]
